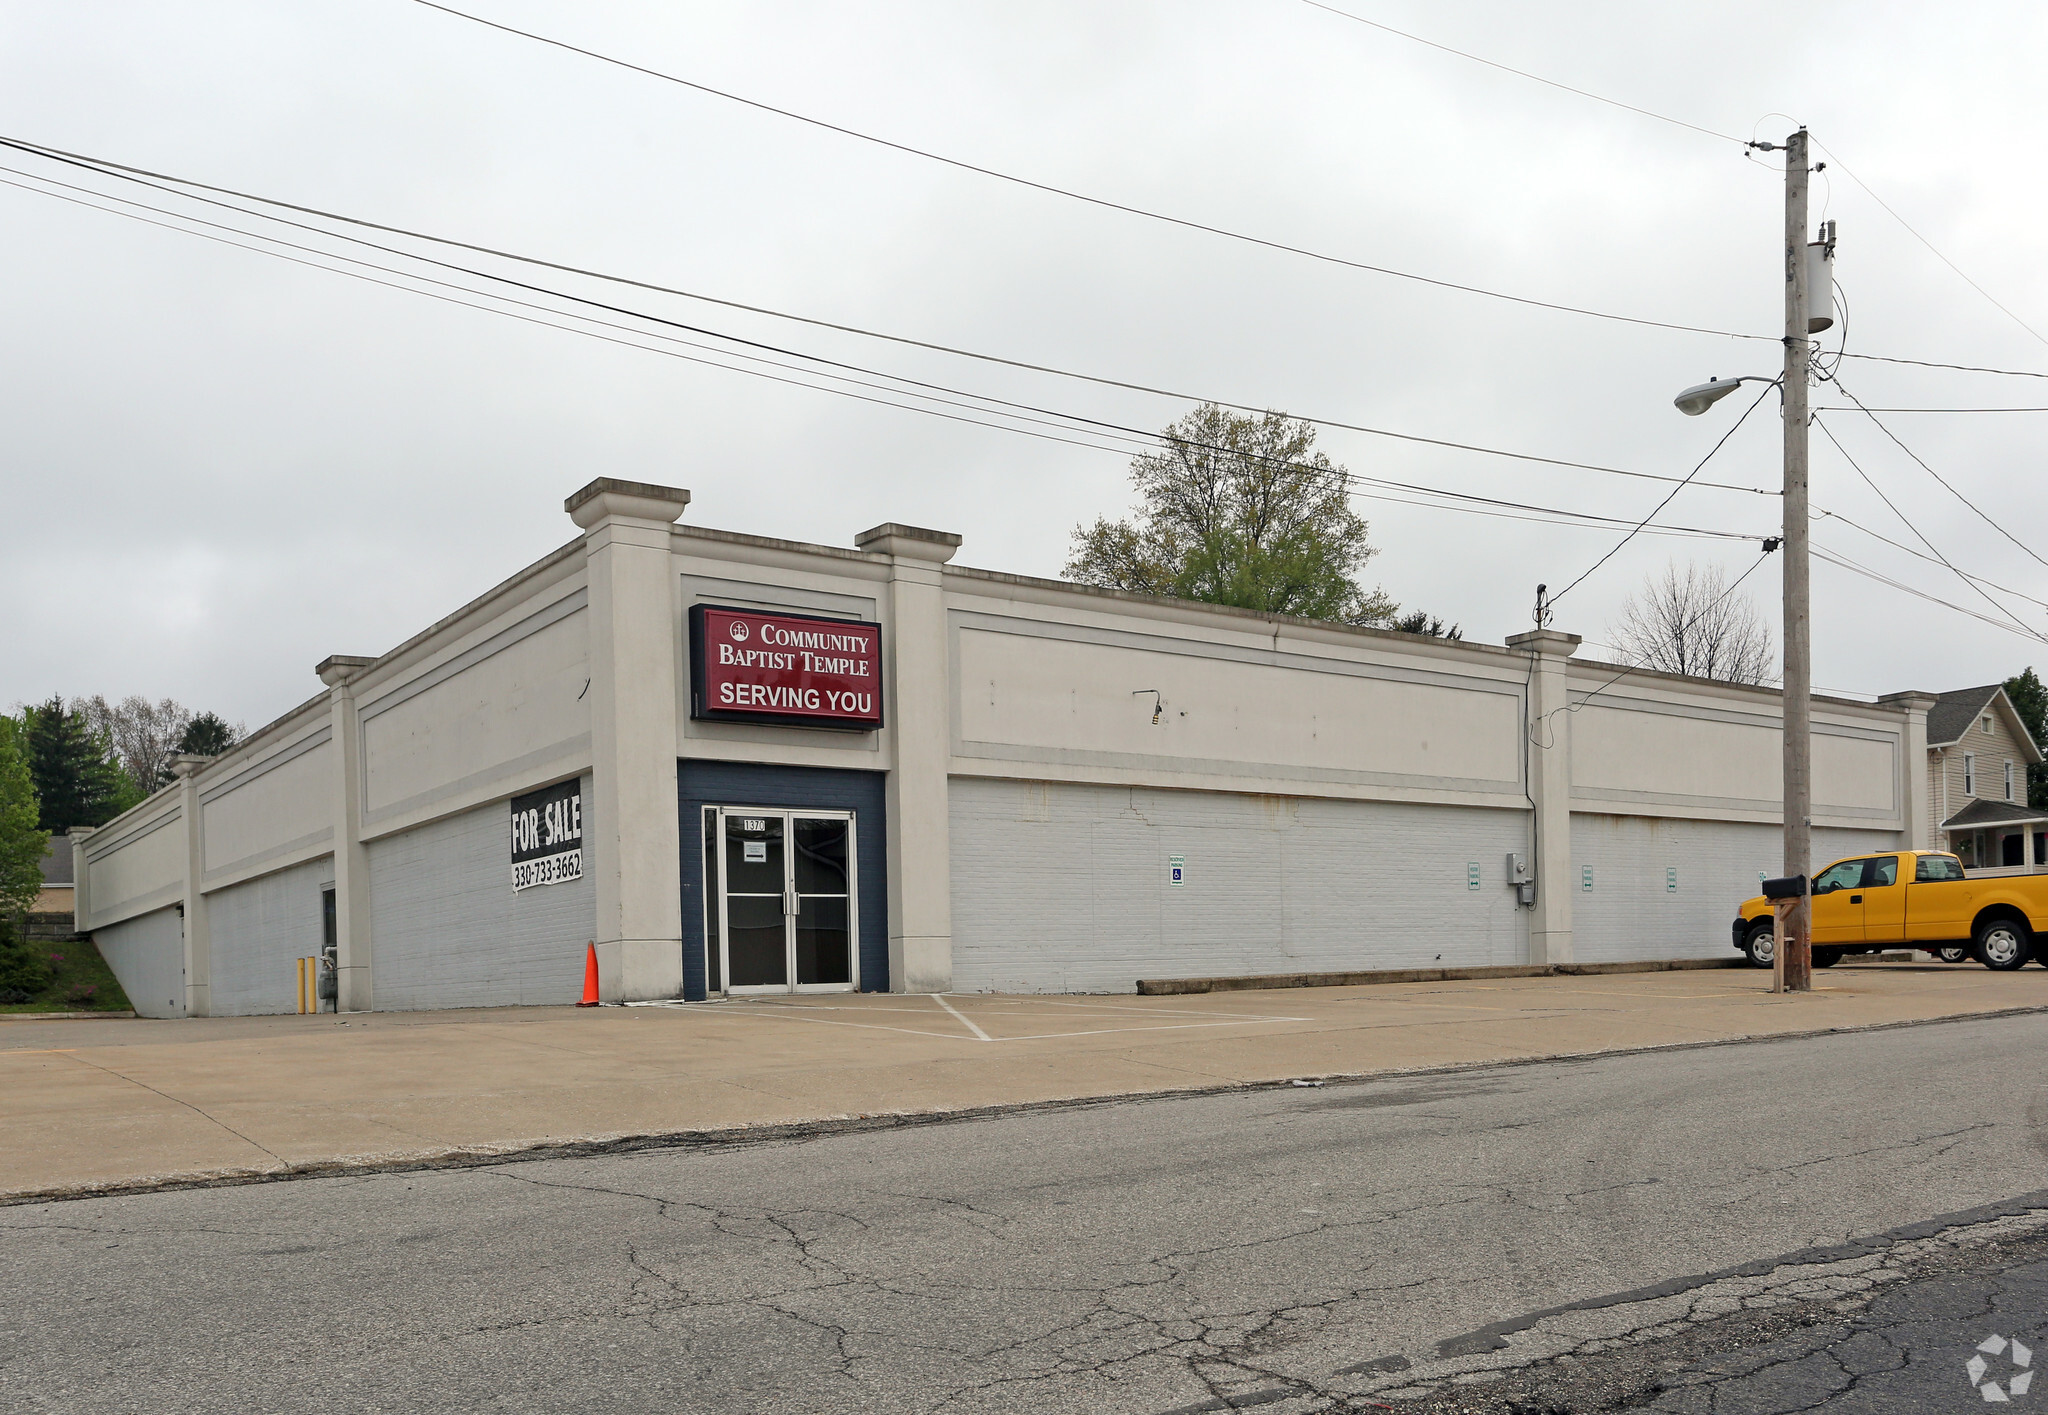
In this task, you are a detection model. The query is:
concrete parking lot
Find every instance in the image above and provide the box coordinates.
[5,961,2046,1203]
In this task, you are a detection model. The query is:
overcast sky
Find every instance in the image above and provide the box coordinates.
[5,0,2047,729]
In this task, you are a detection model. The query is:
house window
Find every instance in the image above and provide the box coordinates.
[2007,760,2016,801]
[1984,715,1994,734]
[1965,754,1976,795]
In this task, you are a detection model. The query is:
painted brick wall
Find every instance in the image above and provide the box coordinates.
[368,776,594,1010]
[208,858,331,1016]
[1569,815,1902,963]
[949,778,1530,993]
[94,907,186,1018]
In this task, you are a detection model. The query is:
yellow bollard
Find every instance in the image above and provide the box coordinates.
[296,958,309,1014]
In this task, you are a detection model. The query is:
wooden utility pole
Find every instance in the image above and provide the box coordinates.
[1780,129,1814,993]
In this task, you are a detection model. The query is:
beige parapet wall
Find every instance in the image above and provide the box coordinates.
[73,479,1934,1015]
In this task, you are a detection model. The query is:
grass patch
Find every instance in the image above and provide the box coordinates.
[0,933,133,1013]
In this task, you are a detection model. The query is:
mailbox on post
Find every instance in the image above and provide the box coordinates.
[1759,875,1810,994]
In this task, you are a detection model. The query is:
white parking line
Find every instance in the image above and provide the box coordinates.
[931,994,994,1042]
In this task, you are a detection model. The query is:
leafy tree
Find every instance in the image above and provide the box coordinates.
[1067,405,1398,625]
[1608,561,1775,685]
[83,695,190,794]
[0,714,48,921]
[173,711,242,766]
[22,698,129,831]
[2004,668,2048,810]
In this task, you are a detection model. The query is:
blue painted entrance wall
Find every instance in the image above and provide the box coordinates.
[677,761,888,1000]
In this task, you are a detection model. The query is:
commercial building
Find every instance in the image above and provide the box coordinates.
[75,478,1958,1017]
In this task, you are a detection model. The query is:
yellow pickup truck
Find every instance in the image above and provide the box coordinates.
[1732,850,2045,971]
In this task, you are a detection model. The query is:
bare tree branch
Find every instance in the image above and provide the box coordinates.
[1608,561,1775,685]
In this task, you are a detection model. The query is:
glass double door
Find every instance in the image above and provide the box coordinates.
[716,808,856,993]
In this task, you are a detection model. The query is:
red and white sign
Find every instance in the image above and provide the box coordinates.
[690,605,883,729]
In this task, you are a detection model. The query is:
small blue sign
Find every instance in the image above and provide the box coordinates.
[1168,854,1186,888]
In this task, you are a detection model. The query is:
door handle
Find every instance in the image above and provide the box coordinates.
[1850,894,1862,903]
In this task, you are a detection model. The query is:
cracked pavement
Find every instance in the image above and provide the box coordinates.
[5,1012,2048,1413]
[1392,1211,2048,1413]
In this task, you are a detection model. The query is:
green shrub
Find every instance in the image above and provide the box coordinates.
[0,927,54,1004]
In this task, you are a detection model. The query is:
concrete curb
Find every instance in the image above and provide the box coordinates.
[1137,956,1746,994]
[8,999,2047,1210]
[0,1010,137,1022]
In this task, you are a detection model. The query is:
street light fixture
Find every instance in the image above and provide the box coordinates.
[1672,375,1776,417]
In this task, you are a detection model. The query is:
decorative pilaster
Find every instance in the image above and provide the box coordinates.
[1878,691,1939,850]
[855,522,961,994]
[1507,629,1582,965]
[67,826,95,933]
[568,477,691,1002]
[318,654,377,1012]
[167,753,211,1015]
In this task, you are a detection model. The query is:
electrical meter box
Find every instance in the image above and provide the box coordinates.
[1504,852,1530,885]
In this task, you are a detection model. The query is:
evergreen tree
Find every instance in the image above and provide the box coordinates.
[2005,668,2048,810]
[0,715,47,920]
[171,711,241,766]
[1390,610,1463,641]
[22,698,128,831]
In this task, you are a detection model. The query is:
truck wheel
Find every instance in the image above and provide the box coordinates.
[1973,918,2031,971]
[1938,946,1969,964]
[1813,948,1843,968]
[1743,922,1776,968]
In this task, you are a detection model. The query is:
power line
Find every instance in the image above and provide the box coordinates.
[0,174,1221,463]
[1809,136,2048,349]
[12,139,2037,422]
[1546,384,1776,606]
[0,163,1775,553]
[403,0,1774,345]
[1574,641,1883,701]
[1283,0,2048,367]
[1838,352,2048,380]
[1810,416,2045,639]
[1569,540,2048,722]
[1543,546,1779,730]
[1813,544,2048,643]
[1273,6,2048,355]
[1814,405,2048,413]
[1296,0,1744,146]
[1827,380,2048,570]
[0,133,1784,500]
[22,166,2023,651]
[1811,501,2048,613]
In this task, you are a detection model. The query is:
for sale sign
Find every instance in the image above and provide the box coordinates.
[510,779,583,891]
[690,605,883,730]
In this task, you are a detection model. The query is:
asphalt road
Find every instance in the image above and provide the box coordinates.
[7,1013,2048,1414]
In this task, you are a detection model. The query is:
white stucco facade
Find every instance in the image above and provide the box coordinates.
[73,478,1945,1016]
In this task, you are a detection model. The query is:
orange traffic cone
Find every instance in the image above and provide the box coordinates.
[577,942,600,1007]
